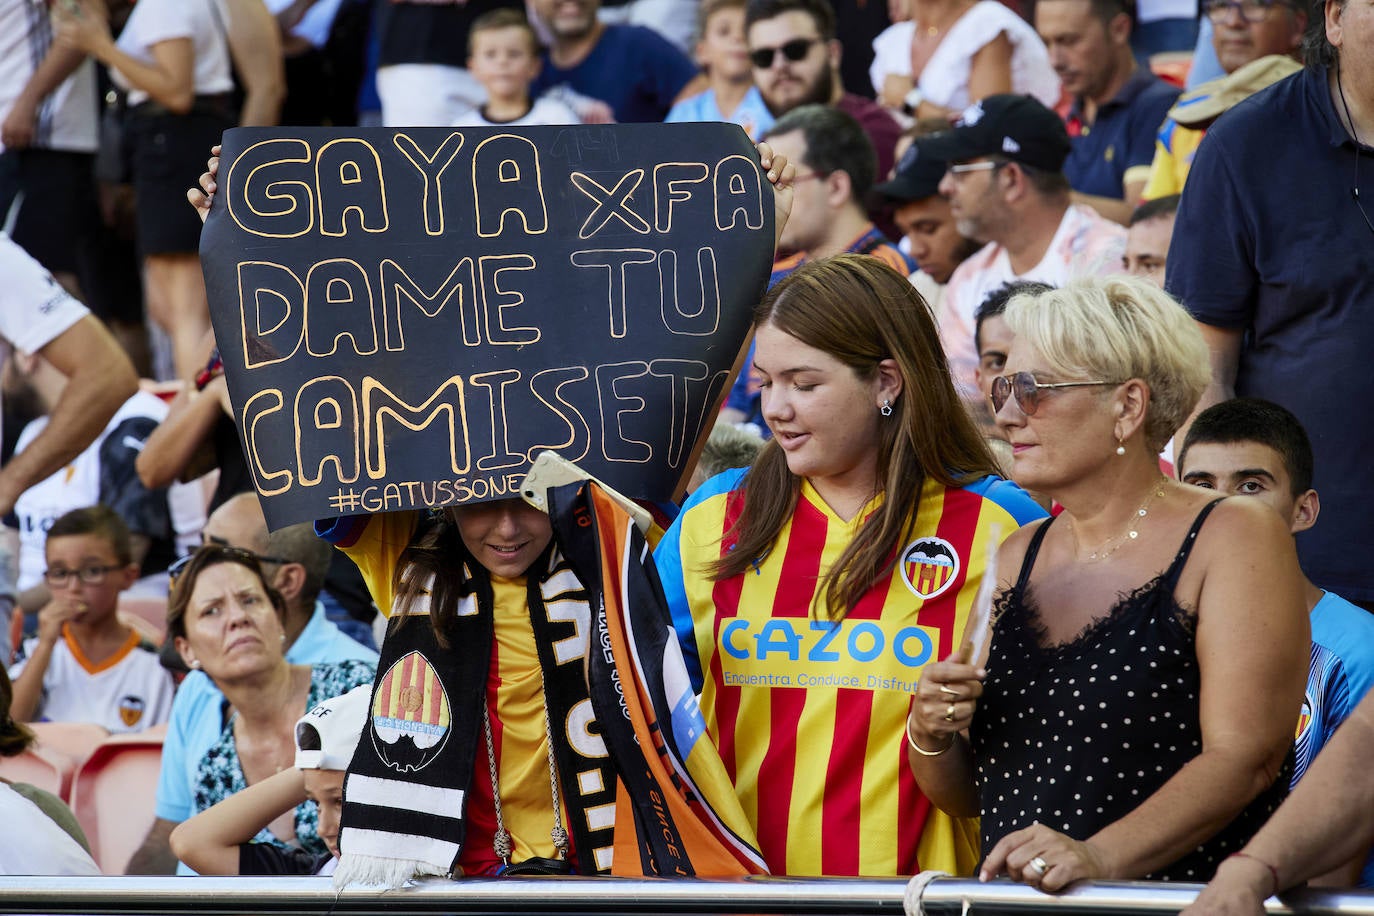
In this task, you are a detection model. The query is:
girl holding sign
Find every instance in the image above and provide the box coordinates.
[653,254,1044,877]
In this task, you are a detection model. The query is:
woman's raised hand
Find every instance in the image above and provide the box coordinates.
[756,140,794,250]
[187,145,222,224]
[910,654,984,750]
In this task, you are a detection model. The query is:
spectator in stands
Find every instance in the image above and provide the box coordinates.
[453,9,578,126]
[687,421,765,490]
[0,0,100,303]
[126,544,375,874]
[1167,0,1374,613]
[1178,398,1374,887]
[747,0,903,177]
[656,254,1044,877]
[8,506,173,733]
[870,140,980,319]
[374,0,522,127]
[54,0,277,381]
[1121,193,1178,285]
[719,105,911,431]
[530,0,700,122]
[921,94,1125,399]
[969,280,1053,450]
[667,0,776,139]
[1036,0,1181,223]
[0,236,138,662]
[171,684,369,876]
[8,356,204,623]
[909,276,1307,890]
[868,0,1059,120]
[0,664,99,875]
[1142,53,1303,200]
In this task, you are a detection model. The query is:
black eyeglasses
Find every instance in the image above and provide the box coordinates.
[990,371,1118,416]
[749,37,820,69]
[43,564,124,587]
[1202,0,1292,21]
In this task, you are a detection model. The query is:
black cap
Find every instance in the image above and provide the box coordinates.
[871,142,947,204]
[917,94,1071,173]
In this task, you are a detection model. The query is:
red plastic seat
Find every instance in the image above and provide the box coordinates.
[68,728,165,875]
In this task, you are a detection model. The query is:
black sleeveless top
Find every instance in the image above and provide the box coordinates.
[969,500,1292,881]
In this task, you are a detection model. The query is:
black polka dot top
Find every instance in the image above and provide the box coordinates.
[969,499,1292,882]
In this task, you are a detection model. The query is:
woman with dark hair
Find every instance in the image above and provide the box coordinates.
[0,666,99,874]
[908,276,1308,890]
[163,545,373,864]
[654,253,1045,876]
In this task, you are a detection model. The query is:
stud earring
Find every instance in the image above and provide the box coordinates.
[189,659,202,670]
[880,399,893,417]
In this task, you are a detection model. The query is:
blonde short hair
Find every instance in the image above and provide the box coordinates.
[1002,276,1210,451]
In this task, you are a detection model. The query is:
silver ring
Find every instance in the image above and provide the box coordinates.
[1028,856,1048,877]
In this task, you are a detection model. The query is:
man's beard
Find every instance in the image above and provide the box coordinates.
[764,65,834,117]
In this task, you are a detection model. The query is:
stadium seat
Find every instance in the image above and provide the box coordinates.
[69,727,165,875]
[0,721,110,801]
[118,595,169,645]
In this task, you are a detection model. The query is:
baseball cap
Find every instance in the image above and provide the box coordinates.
[295,684,370,771]
[917,95,1071,173]
[871,141,948,203]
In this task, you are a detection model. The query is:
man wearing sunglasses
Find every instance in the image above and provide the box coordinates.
[917,94,1126,402]
[745,0,901,179]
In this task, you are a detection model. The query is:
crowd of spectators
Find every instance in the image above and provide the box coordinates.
[0,0,1371,901]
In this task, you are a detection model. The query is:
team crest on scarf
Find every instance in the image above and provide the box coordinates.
[371,651,451,773]
[900,536,960,599]
[118,695,145,728]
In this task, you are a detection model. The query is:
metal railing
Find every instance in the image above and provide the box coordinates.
[3,876,1374,916]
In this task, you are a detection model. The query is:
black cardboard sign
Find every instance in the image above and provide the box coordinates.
[201,125,774,530]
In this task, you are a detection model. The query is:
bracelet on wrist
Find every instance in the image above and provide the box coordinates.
[1228,852,1281,897]
[905,714,954,757]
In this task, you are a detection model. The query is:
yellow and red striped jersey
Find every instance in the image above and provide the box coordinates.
[654,470,1045,876]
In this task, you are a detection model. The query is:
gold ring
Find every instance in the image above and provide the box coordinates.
[944,703,956,722]
[938,684,959,697]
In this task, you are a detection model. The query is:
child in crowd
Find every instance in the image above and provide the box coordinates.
[453,9,578,127]
[170,685,370,876]
[665,0,774,139]
[7,506,173,733]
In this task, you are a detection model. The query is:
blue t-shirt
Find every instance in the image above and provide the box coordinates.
[1065,68,1180,199]
[532,24,698,123]
[665,85,774,140]
[1166,66,1374,601]
[1299,591,1374,885]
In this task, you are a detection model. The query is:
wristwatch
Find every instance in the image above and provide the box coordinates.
[902,87,926,115]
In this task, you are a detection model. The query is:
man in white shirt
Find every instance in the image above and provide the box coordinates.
[918,94,1126,399]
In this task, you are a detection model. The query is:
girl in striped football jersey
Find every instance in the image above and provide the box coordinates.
[655,254,1045,876]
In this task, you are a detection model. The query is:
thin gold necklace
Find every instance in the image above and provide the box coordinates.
[1072,477,1167,562]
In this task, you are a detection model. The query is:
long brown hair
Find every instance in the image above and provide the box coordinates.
[0,666,36,758]
[389,511,477,648]
[712,254,1000,617]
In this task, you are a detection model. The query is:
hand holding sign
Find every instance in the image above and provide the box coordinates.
[200,124,778,530]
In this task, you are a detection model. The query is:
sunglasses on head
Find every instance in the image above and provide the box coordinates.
[749,37,820,68]
[168,542,291,590]
[990,371,1118,416]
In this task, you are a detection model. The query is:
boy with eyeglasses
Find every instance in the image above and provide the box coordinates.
[7,505,173,733]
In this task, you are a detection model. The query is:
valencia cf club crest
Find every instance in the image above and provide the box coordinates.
[900,536,960,600]
[118,695,146,728]
[371,651,451,773]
